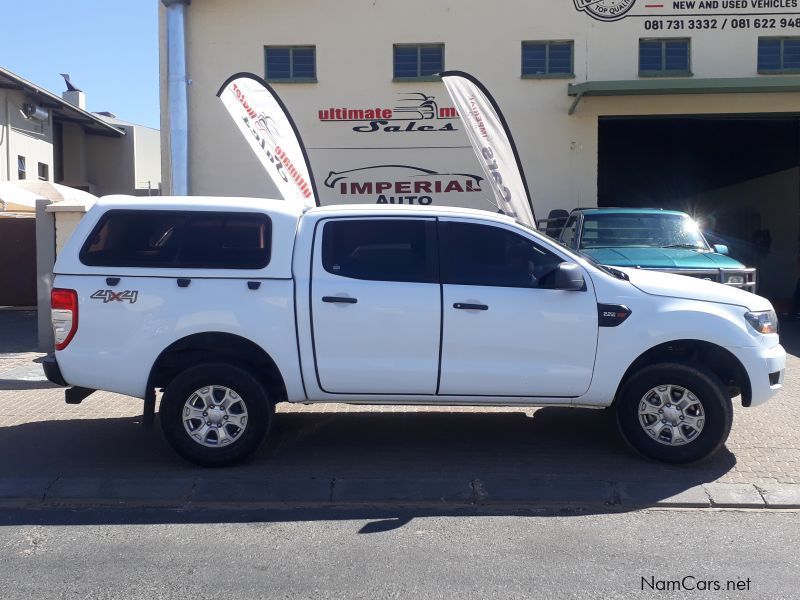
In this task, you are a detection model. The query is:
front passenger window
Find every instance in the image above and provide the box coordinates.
[322,219,438,283]
[439,221,562,288]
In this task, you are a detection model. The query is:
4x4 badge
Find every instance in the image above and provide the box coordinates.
[574,0,636,21]
[90,289,139,304]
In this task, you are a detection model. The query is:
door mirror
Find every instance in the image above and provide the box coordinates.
[713,244,729,255]
[554,263,585,291]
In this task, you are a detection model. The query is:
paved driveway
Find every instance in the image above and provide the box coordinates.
[0,311,797,507]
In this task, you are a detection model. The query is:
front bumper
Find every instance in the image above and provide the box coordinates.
[42,353,68,387]
[727,343,786,407]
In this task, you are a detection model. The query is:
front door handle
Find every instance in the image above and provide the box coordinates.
[322,296,358,304]
[453,303,488,311]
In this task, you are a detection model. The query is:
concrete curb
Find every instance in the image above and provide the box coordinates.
[2,477,799,510]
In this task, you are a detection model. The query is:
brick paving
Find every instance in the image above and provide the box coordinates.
[0,315,797,492]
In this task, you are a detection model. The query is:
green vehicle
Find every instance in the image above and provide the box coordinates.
[546,208,756,291]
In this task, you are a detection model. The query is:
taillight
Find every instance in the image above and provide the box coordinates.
[51,288,78,350]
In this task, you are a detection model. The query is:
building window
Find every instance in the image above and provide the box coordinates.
[758,37,800,73]
[522,41,574,78]
[17,156,25,180]
[639,38,691,76]
[264,46,316,82]
[393,44,444,81]
[38,162,49,181]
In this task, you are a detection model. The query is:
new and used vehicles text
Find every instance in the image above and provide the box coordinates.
[44,197,785,466]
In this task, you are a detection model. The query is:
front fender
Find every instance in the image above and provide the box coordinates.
[579,297,757,406]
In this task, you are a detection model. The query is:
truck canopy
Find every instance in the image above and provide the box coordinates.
[53,195,303,279]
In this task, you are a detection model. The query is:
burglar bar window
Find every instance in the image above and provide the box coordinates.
[264,46,316,82]
[639,39,691,76]
[758,37,800,73]
[522,41,574,78]
[393,44,444,81]
[17,156,25,180]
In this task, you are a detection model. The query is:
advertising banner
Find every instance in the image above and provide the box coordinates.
[440,71,536,227]
[217,72,318,209]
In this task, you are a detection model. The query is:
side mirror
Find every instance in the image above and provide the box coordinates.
[554,263,585,291]
[713,244,729,255]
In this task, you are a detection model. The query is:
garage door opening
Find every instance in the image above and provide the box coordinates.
[598,115,800,303]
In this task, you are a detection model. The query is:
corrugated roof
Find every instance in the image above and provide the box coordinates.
[0,67,124,137]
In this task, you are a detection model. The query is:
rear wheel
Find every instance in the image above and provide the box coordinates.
[615,362,733,464]
[160,363,273,466]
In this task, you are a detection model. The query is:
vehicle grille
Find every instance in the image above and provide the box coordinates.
[683,271,721,283]
[639,267,757,291]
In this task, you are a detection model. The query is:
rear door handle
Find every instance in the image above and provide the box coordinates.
[322,296,358,304]
[453,303,488,311]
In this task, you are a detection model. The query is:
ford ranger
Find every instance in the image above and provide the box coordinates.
[43,196,785,466]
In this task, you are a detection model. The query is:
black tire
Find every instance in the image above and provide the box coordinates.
[615,362,733,464]
[159,363,273,467]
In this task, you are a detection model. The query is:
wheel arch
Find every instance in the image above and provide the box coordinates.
[614,339,752,407]
[147,332,288,404]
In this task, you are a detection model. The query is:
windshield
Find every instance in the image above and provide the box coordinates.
[580,213,710,250]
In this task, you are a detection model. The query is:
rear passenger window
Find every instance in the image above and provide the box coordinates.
[79,210,272,269]
[439,221,562,288]
[322,219,437,283]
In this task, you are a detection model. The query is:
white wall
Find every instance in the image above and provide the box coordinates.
[133,124,162,193]
[162,0,800,220]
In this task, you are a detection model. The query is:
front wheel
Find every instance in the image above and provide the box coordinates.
[160,363,273,467]
[615,362,733,464]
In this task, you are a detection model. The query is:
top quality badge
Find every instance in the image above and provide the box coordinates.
[574,0,637,21]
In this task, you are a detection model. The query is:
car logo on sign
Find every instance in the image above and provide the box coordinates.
[574,0,636,21]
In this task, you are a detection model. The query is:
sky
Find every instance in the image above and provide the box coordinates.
[0,1,159,128]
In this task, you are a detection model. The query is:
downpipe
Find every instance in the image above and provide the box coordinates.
[163,0,190,196]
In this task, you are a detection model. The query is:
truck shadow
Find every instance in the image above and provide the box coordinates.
[0,406,737,526]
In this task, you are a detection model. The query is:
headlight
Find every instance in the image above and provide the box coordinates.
[726,274,745,285]
[745,310,779,334]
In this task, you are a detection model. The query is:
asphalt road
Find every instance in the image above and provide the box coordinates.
[0,507,797,599]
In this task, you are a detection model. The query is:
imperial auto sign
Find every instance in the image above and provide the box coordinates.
[219,79,521,213]
[323,165,484,205]
[311,90,498,210]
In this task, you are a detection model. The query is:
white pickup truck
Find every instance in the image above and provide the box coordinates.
[44,195,785,466]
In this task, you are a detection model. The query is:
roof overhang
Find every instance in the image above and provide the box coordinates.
[567,76,800,115]
[0,67,124,137]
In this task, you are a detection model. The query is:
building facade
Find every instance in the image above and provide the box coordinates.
[0,68,162,197]
[0,67,163,311]
[160,0,800,299]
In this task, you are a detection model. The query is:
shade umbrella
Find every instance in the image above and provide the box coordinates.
[0,182,40,212]
[12,180,97,205]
